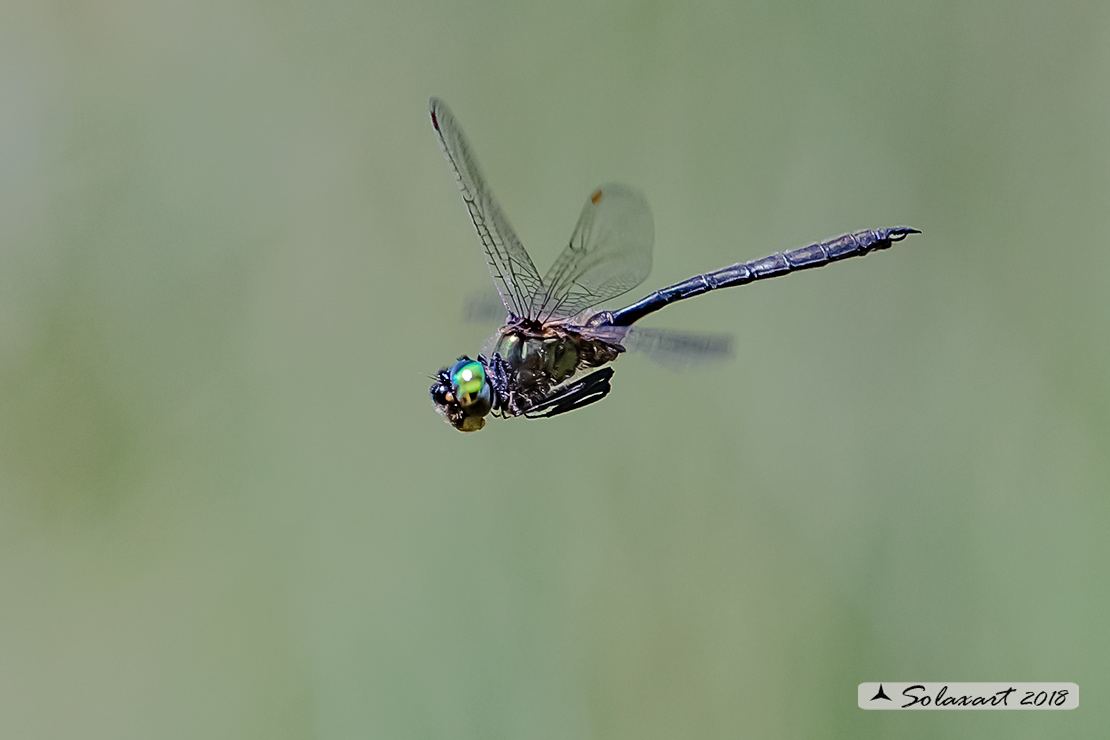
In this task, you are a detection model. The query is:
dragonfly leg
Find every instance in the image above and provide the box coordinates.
[524,368,615,419]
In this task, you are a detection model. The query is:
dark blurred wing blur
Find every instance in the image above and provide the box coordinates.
[533,183,653,321]
[620,327,733,369]
[430,98,544,318]
[584,324,734,369]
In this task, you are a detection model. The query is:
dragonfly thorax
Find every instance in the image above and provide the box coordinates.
[494,330,580,385]
[488,325,623,419]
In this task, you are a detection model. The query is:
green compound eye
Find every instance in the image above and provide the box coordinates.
[452,361,486,407]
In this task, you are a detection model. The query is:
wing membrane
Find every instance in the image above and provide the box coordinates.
[616,327,733,368]
[533,183,654,321]
[582,324,734,368]
[430,98,544,318]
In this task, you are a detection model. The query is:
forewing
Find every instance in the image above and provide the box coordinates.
[430,98,544,317]
[533,183,654,321]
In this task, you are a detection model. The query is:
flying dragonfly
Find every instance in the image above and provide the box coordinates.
[427,97,919,432]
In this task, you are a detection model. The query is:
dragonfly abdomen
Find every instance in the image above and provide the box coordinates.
[604,227,919,327]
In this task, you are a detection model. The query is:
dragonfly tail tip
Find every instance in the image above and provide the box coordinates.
[886,226,921,242]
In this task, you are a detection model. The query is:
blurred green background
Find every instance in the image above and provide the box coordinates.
[2,0,1106,738]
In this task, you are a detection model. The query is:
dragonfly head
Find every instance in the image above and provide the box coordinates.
[430,356,493,432]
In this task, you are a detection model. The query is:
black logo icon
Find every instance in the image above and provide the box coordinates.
[871,684,892,701]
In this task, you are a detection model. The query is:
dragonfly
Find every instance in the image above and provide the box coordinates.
[428,97,919,432]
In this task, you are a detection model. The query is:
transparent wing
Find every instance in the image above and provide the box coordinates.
[619,327,733,369]
[582,325,734,369]
[462,290,508,326]
[532,183,654,321]
[430,97,544,318]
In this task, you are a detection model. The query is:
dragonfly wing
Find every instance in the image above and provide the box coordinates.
[430,98,544,318]
[462,290,508,326]
[618,327,733,369]
[581,324,734,369]
[533,183,654,321]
